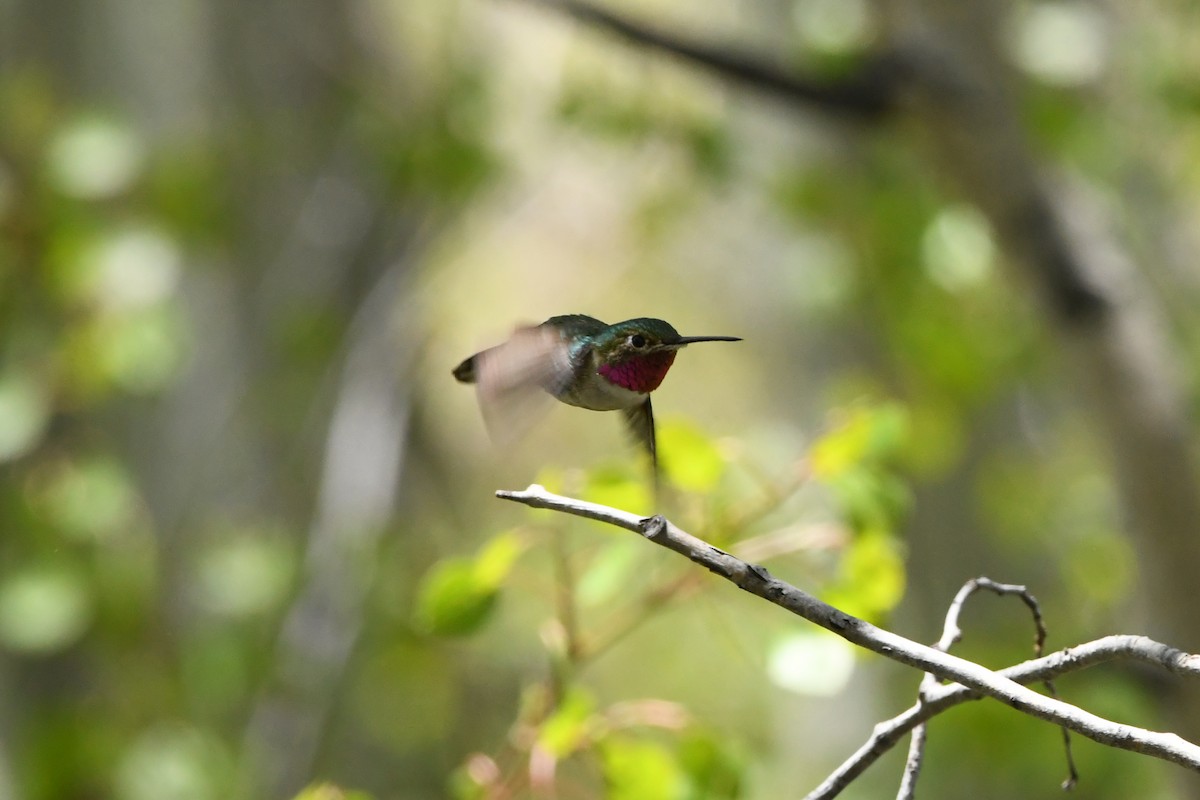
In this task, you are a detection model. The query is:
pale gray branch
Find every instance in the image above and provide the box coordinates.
[496,484,1200,789]
[896,721,926,800]
[903,578,1074,800]
[814,633,1200,799]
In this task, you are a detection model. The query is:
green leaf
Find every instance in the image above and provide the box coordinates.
[472,531,526,586]
[678,729,744,799]
[811,402,910,479]
[415,558,498,636]
[602,737,687,800]
[584,464,651,515]
[659,420,725,493]
[578,538,643,608]
[863,402,910,463]
[293,783,374,800]
[810,409,872,479]
[537,687,597,758]
[415,532,527,637]
[828,466,911,532]
[826,467,882,530]
[823,528,906,622]
[447,763,487,800]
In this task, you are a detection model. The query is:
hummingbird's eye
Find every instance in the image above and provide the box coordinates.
[629,334,647,348]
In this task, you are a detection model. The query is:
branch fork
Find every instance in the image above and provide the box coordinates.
[497,484,1200,797]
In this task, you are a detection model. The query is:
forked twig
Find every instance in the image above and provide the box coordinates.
[900,578,1077,800]
[496,484,1200,798]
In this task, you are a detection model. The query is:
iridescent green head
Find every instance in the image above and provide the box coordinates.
[595,318,740,394]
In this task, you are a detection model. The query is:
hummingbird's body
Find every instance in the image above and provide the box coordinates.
[453,315,739,472]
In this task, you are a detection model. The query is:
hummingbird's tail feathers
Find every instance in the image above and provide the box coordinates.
[622,397,659,475]
[452,356,477,383]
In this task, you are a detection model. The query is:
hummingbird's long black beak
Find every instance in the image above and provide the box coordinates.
[674,335,742,346]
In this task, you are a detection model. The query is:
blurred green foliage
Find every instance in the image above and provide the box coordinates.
[415,532,526,636]
[420,413,910,797]
[0,0,1194,798]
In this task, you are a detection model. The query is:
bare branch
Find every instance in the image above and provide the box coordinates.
[512,0,895,119]
[935,578,1046,653]
[904,578,1076,799]
[896,721,926,800]
[496,485,1200,781]
[813,634,1200,799]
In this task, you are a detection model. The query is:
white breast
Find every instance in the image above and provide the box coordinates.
[559,374,646,411]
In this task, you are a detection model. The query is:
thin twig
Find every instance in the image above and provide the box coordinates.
[896,722,926,800]
[901,579,985,798]
[958,579,1077,790]
[496,485,1200,785]
[579,569,704,663]
[550,526,581,683]
[810,633,1200,799]
[902,578,1077,800]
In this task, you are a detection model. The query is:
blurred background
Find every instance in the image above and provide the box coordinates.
[2,0,1200,798]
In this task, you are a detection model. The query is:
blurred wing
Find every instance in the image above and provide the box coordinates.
[622,397,658,477]
[473,325,573,446]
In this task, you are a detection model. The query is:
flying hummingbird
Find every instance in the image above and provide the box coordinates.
[452,315,740,472]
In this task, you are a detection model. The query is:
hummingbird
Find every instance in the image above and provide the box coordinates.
[452,315,740,473]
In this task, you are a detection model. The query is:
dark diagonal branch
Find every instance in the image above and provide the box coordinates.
[512,0,1108,323]
[496,485,1200,785]
[514,0,896,119]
